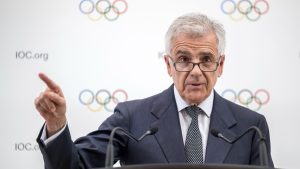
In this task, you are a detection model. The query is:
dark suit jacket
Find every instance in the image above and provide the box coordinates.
[37,85,274,169]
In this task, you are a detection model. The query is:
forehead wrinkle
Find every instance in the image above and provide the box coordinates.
[172,41,216,52]
[173,43,217,57]
[173,41,212,48]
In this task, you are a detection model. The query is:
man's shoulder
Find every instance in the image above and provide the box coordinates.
[116,85,173,113]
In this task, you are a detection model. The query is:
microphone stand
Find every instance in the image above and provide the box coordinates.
[105,127,157,167]
[211,126,269,167]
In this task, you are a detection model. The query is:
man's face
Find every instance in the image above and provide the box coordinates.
[164,32,225,105]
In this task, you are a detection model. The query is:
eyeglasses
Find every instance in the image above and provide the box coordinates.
[168,56,221,72]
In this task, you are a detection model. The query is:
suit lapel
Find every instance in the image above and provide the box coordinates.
[150,85,186,163]
[148,87,238,163]
[205,91,237,163]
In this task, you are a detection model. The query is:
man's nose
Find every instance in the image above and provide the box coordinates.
[190,63,203,75]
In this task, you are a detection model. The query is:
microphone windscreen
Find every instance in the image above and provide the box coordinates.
[210,128,220,137]
[150,127,158,134]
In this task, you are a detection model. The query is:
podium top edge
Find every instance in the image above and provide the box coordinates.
[98,163,276,169]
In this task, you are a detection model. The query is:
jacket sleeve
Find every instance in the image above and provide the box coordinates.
[37,124,84,169]
[36,102,130,169]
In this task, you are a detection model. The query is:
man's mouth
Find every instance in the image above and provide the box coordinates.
[186,82,205,87]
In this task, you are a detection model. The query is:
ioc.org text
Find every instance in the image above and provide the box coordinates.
[16,50,48,61]
[15,142,39,151]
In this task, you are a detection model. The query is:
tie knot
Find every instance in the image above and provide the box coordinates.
[185,106,202,120]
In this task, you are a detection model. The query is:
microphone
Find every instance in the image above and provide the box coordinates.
[210,126,269,167]
[105,127,158,167]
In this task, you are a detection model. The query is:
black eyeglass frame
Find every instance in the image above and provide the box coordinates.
[168,56,222,72]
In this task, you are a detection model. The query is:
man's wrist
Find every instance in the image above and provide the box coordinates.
[41,123,67,145]
[46,118,67,137]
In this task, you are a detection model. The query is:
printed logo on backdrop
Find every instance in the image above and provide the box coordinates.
[220,0,270,22]
[16,50,48,61]
[221,89,270,111]
[79,0,128,22]
[15,142,39,151]
[79,89,128,112]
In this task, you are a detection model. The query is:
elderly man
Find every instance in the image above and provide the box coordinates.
[35,13,274,169]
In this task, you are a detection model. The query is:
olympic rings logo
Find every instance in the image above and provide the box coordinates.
[79,0,128,22]
[79,89,128,112]
[221,89,270,111]
[220,0,269,22]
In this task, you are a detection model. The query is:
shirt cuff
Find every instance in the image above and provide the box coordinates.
[40,123,67,146]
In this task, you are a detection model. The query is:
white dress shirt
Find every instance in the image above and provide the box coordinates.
[40,123,67,145]
[174,87,214,161]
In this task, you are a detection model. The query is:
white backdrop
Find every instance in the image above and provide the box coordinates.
[1,0,300,168]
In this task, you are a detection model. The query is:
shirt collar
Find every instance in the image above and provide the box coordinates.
[173,86,214,117]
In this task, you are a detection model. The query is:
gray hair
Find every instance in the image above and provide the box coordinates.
[165,13,226,55]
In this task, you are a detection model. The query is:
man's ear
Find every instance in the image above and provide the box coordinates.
[164,55,172,77]
[217,55,225,77]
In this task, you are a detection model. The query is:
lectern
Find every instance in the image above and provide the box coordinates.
[96,163,275,169]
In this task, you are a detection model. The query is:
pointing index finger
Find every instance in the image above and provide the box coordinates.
[38,73,62,95]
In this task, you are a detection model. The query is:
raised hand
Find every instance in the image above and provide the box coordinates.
[34,73,67,137]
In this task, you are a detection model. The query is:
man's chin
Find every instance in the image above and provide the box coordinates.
[185,96,206,105]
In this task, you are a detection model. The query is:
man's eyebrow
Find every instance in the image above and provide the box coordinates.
[198,52,214,56]
[175,50,191,56]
